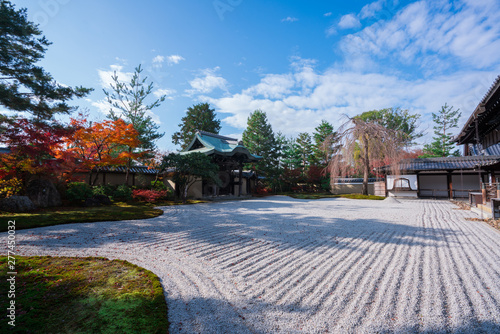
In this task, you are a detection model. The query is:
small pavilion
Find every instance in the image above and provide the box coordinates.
[180,131,261,197]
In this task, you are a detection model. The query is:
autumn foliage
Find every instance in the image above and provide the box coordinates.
[132,189,168,203]
[62,117,141,167]
[1,114,142,186]
[0,118,69,179]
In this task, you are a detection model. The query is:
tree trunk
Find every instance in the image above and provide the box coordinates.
[125,149,132,185]
[183,185,188,204]
[362,136,370,196]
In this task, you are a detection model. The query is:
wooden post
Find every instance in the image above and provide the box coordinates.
[447,171,453,199]
[482,182,487,205]
[416,172,421,198]
[238,163,243,197]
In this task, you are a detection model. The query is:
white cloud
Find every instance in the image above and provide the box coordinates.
[186,67,228,95]
[340,0,500,72]
[360,0,386,19]
[154,88,176,100]
[152,55,165,64]
[97,65,133,89]
[324,12,332,17]
[152,54,185,68]
[281,16,298,23]
[325,25,337,37]
[206,56,498,144]
[338,14,361,29]
[91,99,111,115]
[167,55,185,65]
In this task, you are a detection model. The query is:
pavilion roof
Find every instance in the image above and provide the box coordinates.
[455,75,500,145]
[180,130,261,163]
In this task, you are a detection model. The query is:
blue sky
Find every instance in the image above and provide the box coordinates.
[11,0,500,151]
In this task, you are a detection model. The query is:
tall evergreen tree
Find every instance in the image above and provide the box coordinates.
[172,103,221,149]
[296,132,313,172]
[357,108,422,147]
[104,64,165,152]
[423,103,461,157]
[104,64,165,182]
[281,136,302,170]
[0,0,91,123]
[312,120,337,166]
[242,110,278,177]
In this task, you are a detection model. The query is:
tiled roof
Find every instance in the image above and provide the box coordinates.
[94,166,159,174]
[381,156,500,173]
[180,130,261,162]
[456,75,500,145]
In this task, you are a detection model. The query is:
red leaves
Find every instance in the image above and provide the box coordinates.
[58,117,142,175]
[132,189,168,203]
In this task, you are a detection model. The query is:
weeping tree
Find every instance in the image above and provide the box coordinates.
[328,116,405,195]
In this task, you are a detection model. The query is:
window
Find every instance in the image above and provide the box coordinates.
[393,178,411,191]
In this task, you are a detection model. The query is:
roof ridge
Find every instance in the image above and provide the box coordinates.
[197,130,238,142]
[481,74,500,105]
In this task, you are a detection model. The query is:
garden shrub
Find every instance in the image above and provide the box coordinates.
[150,180,167,191]
[113,185,132,201]
[132,189,168,203]
[255,186,272,195]
[66,182,93,202]
[92,185,106,196]
[0,177,23,199]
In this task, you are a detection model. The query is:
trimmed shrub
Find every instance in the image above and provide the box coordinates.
[150,180,167,191]
[92,185,106,196]
[66,182,92,202]
[132,189,168,203]
[113,185,132,201]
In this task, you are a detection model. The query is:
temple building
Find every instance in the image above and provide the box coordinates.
[179,131,261,198]
[382,75,500,205]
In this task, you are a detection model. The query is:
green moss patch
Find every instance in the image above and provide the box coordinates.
[286,193,385,200]
[0,202,163,232]
[0,256,169,333]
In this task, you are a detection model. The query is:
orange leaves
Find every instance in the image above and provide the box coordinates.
[61,117,142,172]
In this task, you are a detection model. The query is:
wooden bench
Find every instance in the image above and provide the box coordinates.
[469,192,483,207]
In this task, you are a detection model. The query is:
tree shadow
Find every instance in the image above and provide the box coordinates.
[16,196,463,254]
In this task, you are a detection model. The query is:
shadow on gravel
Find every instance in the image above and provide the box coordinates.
[17,196,461,255]
[166,295,500,334]
[394,320,500,333]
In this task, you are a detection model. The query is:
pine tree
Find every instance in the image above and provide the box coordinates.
[357,108,422,147]
[172,103,221,149]
[312,120,337,166]
[0,0,91,123]
[242,110,278,177]
[281,136,302,170]
[104,64,165,152]
[104,64,165,182]
[296,132,313,173]
[423,103,461,157]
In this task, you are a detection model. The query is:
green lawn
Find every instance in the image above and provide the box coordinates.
[0,202,164,232]
[285,193,385,200]
[0,200,207,232]
[0,256,169,333]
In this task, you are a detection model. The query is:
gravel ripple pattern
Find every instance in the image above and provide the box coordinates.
[4,196,500,333]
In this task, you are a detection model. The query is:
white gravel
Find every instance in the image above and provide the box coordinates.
[4,196,500,333]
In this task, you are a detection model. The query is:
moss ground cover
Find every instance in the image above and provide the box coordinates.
[0,256,169,333]
[285,193,385,200]
[0,200,206,232]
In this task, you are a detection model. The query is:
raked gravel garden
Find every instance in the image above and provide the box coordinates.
[7,196,500,333]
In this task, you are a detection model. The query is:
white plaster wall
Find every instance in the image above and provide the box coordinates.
[387,191,418,198]
[387,175,418,191]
